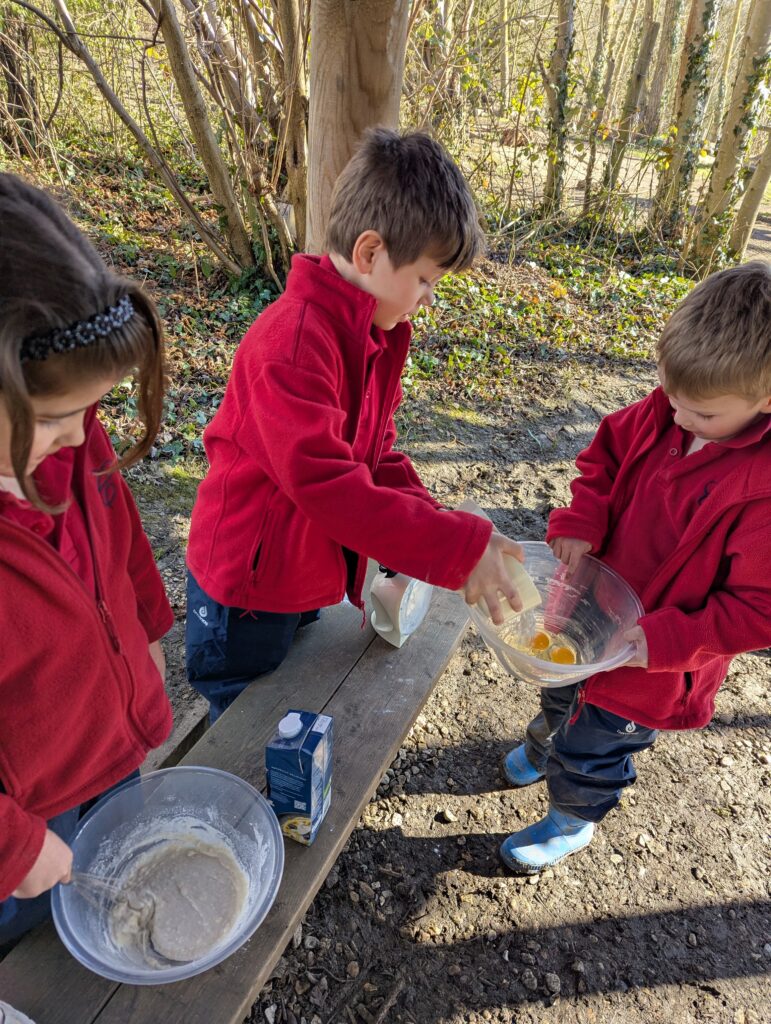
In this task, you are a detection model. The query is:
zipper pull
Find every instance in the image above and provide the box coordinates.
[98,600,121,653]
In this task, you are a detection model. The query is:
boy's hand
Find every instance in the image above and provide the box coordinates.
[549,536,592,576]
[464,532,525,625]
[623,625,648,668]
[12,829,73,898]
[149,639,166,682]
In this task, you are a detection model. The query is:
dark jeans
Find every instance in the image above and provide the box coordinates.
[0,769,140,949]
[185,570,320,723]
[524,684,657,823]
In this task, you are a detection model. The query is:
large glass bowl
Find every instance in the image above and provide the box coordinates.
[51,766,284,984]
[469,542,643,687]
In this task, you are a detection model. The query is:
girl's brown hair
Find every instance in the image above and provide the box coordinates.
[0,173,166,508]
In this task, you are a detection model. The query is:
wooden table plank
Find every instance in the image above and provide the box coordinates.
[0,574,469,1024]
[96,587,469,1024]
[0,595,372,1022]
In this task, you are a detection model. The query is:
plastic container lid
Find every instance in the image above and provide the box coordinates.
[278,712,304,738]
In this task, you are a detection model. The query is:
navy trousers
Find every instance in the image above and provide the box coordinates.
[523,683,657,823]
[0,770,140,949]
[185,571,320,723]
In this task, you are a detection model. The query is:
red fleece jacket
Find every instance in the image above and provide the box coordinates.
[0,410,173,899]
[547,387,771,730]
[187,254,492,612]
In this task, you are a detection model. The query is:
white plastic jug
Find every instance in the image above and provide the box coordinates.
[369,569,433,648]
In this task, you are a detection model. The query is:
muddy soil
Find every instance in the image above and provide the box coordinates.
[139,357,771,1024]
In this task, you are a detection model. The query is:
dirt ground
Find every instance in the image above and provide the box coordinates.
[140,358,771,1024]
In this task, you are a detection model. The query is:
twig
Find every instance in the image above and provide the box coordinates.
[372,973,406,1024]
[377,866,403,879]
[323,968,371,1024]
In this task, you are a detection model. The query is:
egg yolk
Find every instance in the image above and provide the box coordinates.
[530,631,551,651]
[550,645,576,665]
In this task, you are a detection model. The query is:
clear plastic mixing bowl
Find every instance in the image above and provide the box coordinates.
[51,766,284,984]
[469,542,643,687]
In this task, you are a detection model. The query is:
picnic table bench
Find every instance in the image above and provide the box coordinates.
[0,563,470,1024]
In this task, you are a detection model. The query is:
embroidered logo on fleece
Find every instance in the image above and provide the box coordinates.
[95,459,118,507]
[696,480,718,507]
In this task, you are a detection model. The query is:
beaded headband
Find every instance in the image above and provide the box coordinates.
[20,295,136,362]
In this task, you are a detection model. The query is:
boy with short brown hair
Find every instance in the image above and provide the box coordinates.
[500,260,771,874]
[186,128,524,720]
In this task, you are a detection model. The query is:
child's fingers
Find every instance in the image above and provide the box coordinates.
[567,549,583,576]
[504,540,525,564]
[483,590,505,625]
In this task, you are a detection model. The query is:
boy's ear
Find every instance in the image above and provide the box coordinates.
[760,396,771,414]
[351,230,387,276]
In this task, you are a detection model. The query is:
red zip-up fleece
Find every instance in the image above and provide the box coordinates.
[546,386,771,731]
[187,254,492,612]
[0,409,173,899]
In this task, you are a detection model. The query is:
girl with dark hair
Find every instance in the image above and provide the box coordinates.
[0,173,173,948]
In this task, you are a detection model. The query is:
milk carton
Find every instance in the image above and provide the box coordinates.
[266,710,333,845]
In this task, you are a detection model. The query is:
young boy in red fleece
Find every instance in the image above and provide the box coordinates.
[499,260,771,874]
[186,129,524,720]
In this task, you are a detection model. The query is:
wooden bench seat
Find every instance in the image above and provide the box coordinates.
[0,565,469,1024]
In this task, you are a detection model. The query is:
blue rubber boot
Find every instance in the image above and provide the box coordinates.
[500,744,545,788]
[499,807,595,874]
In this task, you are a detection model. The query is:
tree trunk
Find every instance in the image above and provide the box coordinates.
[542,0,575,215]
[274,0,309,251]
[500,0,510,113]
[241,2,283,135]
[583,56,615,213]
[603,7,660,191]
[640,0,686,136]
[688,0,771,266]
[0,7,41,153]
[306,0,411,253]
[650,0,724,237]
[605,0,642,123]
[583,0,617,212]
[710,0,746,143]
[157,0,254,268]
[179,0,261,135]
[579,0,613,129]
[728,128,771,258]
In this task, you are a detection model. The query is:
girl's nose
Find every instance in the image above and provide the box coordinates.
[60,416,87,449]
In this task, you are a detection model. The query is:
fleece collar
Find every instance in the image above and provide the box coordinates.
[284,253,412,356]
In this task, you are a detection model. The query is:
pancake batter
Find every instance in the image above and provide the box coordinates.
[109,837,248,963]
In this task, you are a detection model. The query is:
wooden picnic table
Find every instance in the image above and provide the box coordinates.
[0,564,470,1024]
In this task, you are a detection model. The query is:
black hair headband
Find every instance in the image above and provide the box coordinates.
[20,295,135,362]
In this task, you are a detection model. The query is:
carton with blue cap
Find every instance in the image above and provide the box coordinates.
[266,709,333,844]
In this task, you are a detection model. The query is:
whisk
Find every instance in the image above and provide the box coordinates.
[66,871,154,917]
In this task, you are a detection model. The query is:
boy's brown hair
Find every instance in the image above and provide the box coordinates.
[657,260,771,401]
[0,173,166,508]
[325,127,484,272]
